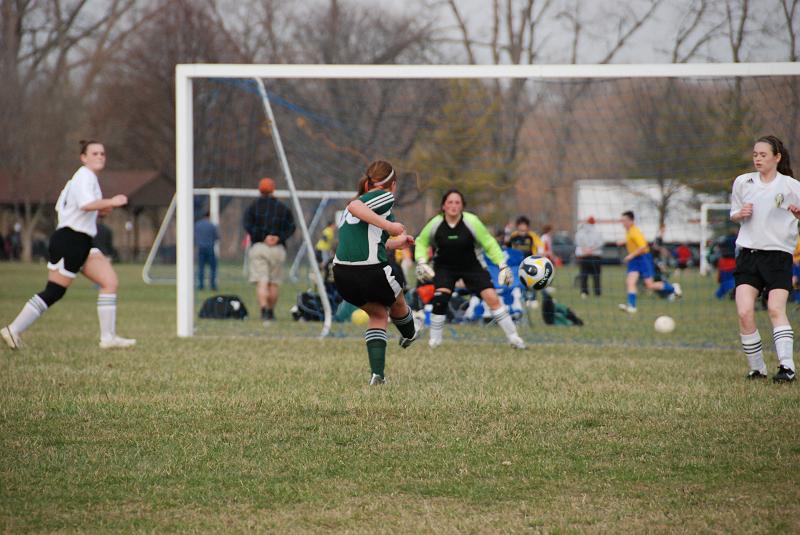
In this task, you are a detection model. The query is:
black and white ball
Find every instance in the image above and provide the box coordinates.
[518,255,554,290]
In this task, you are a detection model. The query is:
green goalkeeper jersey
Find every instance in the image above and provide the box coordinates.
[333,189,395,265]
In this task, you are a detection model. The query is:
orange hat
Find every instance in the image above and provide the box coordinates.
[587,216,596,224]
[258,177,275,194]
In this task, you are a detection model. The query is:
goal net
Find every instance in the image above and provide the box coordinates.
[175,64,800,348]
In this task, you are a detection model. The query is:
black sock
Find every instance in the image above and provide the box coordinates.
[391,307,416,339]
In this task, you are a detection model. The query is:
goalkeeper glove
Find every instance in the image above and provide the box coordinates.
[498,263,514,286]
[415,261,435,283]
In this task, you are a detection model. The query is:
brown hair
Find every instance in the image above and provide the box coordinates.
[440,189,466,211]
[79,139,103,155]
[357,160,396,196]
[756,135,793,177]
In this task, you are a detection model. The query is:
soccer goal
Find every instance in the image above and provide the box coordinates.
[175,63,800,347]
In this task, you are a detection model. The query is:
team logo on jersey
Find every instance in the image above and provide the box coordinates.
[775,193,784,208]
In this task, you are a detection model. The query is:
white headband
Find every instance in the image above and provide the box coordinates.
[372,169,395,186]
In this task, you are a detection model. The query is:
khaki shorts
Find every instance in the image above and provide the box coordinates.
[248,242,286,284]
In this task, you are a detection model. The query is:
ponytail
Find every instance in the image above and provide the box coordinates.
[356,160,396,196]
[757,135,793,178]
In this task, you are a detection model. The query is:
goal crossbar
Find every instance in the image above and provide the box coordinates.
[177,62,800,80]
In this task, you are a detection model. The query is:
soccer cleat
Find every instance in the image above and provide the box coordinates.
[526,300,539,309]
[369,373,386,385]
[773,365,796,383]
[745,369,768,380]
[672,283,683,298]
[399,324,421,349]
[618,304,637,314]
[99,335,137,349]
[428,338,442,349]
[508,334,526,350]
[1,326,21,350]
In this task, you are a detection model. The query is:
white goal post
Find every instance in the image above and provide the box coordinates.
[175,62,800,337]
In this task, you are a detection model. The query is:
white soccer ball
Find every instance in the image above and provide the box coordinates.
[518,255,555,290]
[654,315,676,334]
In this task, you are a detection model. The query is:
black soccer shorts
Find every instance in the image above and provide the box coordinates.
[47,227,93,278]
[734,248,793,293]
[433,264,494,294]
[333,263,402,308]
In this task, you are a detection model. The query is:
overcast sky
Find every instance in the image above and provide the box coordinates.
[370,0,792,64]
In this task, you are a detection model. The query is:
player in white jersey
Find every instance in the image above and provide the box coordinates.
[2,140,136,351]
[731,135,799,383]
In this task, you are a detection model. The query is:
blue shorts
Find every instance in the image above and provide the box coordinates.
[627,253,655,279]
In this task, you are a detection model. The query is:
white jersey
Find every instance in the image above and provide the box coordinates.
[730,171,800,254]
[55,166,102,237]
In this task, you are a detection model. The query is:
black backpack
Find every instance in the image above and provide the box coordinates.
[199,295,248,320]
[291,291,325,321]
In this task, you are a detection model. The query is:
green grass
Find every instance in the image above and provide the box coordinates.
[1,262,799,533]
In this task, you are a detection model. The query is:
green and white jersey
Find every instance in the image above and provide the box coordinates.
[333,189,395,265]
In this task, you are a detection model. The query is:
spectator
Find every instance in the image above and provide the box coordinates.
[674,243,692,277]
[575,216,604,297]
[9,222,22,260]
[243,177,296,324]
[195,211,219,291]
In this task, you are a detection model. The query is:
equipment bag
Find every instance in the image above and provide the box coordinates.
[199,295,248,320]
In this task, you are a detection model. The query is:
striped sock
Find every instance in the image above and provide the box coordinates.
[741,330,766,373]
[773,325,795,371]
[9,295,48,335]
[364,328,387,377]
[429,314,446,345]
[492,305,518,339]
[391,307,416,339]
[97,294,117,342]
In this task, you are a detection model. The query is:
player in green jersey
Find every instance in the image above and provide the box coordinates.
[332,160,418,385]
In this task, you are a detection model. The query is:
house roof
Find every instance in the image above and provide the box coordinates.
[0,170,174,207]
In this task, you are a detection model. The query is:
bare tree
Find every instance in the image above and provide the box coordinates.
[668,0,725,63]
[444,0,555,189]
[0,0,148,261]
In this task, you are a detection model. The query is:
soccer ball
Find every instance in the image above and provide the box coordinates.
[654,315,676,333]
[518,255,554,290]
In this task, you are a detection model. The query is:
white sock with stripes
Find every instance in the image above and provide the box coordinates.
[492,305,518,340]
[772,325,795,371]
[429,314,445,345]
[98,294,117,342]
[740,330,766,373]
[9,295,48,335]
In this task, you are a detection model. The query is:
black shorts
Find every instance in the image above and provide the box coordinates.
[734,249,793,293]
[433,264,494,294]
[333,263,402,308]
[47,227,93,278]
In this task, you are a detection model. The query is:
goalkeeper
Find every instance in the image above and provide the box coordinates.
[415,189,525,349]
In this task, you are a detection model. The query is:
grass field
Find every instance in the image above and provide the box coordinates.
[1,262,799,533]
